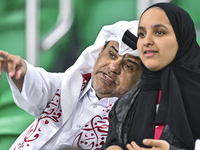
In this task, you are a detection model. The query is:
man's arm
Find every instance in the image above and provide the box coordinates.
[0,50,64,117]
[0,50,26,92]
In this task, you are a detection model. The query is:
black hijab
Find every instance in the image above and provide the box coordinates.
[128,3,200,149]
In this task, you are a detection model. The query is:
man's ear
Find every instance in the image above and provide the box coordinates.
[95,45,105,62]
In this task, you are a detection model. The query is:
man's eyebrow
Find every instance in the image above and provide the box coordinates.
[110,45,139,66]
[126,58,139,66]
[111,46,119,53]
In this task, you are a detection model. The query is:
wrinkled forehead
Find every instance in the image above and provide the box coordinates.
[108,34,140,57]
[107,40,141,64]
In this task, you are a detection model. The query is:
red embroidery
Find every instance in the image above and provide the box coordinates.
[13,74,111,150]
[73,115,109,150]
[13,89,62,150]
[81,73,91,91]
[72,104,113,150]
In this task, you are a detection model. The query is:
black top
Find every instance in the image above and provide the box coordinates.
[128,3,200,150]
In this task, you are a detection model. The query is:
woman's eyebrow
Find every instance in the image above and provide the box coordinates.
[154,24,168,29]
[138,26,145,30]
[138,24,168,30]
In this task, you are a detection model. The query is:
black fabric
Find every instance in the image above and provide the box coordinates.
[101,89,190,150]
[127,3,200,150]
[101,88,140,150]
[122,30,138,50]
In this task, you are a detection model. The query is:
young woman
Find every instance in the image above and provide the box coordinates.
[102,2,200,150]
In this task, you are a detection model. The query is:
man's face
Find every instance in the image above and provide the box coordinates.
[92,41,142,99]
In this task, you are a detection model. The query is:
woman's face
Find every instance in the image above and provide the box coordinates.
[137,7,178,71]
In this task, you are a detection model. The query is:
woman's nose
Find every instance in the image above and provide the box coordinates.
[143,33,154,46]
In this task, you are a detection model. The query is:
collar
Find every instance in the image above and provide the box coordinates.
[79,79,118,106]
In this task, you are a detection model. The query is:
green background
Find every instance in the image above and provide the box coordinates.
[0,0,199,149]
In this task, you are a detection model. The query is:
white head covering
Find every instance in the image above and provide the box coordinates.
[60,20,139,124]
[94,20,139,57]
[73,20,139,74]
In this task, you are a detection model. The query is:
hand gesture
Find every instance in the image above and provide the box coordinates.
[126,139,170,150]
[0,50,26,91]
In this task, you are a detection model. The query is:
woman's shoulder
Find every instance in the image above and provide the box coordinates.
[111,88,140,119]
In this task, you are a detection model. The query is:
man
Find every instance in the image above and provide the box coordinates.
[0,21,141,150]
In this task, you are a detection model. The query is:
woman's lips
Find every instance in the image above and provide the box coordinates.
[144,50,157,57]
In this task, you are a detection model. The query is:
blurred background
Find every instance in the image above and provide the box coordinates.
[0,0,199,149]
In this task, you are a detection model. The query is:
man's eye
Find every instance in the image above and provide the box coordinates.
[109,52,115,58]
[125,64,133,70]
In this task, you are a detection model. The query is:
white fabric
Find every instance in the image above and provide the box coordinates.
[9,73,117,150]
[42,80,117,150]
[8,61,64,118]
[59,20,139,125]
[97,20,139,57]
[8,20,139,149]
[108,35,118,42]
[61,20,139,124]
[195,139,200,150]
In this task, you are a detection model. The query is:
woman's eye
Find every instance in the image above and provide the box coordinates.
[156,30,164,35]
[138,32,146,37]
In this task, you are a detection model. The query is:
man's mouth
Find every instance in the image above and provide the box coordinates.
[104,73,113,81]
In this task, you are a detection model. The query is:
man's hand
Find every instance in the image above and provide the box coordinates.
[126,139,170,150]
[0,50,26,91]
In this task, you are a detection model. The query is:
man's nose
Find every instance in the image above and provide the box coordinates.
[109,59,121,75]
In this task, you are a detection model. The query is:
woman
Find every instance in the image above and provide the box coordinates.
[102,2,200,150]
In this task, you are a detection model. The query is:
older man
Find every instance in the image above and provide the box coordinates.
[0,21,141,150]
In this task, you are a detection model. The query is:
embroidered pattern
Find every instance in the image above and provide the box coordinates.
[81,73,91,91]
[13,74,91,150]
[13,89,62,150]
[72,104,113,150]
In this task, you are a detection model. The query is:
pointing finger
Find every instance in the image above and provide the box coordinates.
[8,61,16,77]
[0,50,9,60]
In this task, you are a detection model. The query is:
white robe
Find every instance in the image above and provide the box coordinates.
[9,62,117,150]
[8,20,139,150]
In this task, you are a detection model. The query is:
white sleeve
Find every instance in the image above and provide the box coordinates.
[7,61,64,118]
